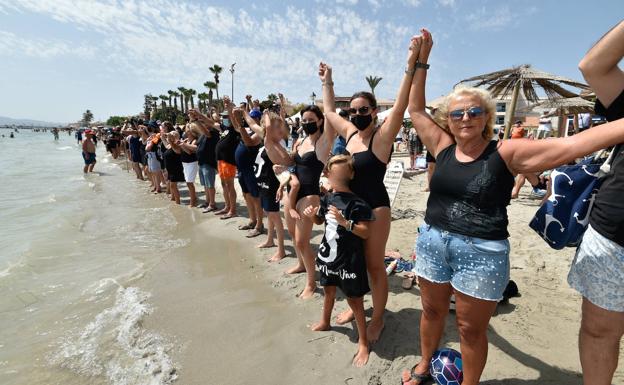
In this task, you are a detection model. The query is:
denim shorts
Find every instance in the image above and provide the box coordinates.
[568,224,624,312]
[198,164,216,189]
[413,222,510,301]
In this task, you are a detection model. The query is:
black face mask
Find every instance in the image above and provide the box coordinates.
[350,114,373,130]
[302,122,319,135]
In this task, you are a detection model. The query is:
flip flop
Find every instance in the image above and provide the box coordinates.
[246,228,262,238]
[238,222,256,230]
[202,206,217,213]
[220,213,236,220]
[400,365,432,385]
[402,273,416,290]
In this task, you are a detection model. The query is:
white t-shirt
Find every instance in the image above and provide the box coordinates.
[538,117,552,132]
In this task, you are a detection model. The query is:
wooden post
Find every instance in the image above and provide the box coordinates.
[504,82,521,139]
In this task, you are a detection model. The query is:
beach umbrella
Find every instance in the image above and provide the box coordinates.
[457,64,590,139]
[520,96,595,137]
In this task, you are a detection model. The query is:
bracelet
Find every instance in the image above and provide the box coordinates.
[405,67,416,76]
[322,81,334,86]
[414,62,430,70]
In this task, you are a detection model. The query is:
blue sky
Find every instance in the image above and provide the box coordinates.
[0,0,622,123]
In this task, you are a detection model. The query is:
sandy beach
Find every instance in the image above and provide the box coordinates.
[131,150,623,385]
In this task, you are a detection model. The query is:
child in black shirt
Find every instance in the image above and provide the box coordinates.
[303,154,375,367]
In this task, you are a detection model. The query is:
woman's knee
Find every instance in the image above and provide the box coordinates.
[456,317,488,344]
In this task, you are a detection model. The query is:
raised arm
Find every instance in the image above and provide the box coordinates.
[263,112,294,166]
[407,29,454,157]
[578,21,624,107]
[500,117,624,174]
[320,63,352,140]
[375,34,422,148]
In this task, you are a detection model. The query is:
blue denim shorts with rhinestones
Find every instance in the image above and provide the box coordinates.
[413,222,511,301]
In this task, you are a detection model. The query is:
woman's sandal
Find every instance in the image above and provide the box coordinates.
[238,222,256,230]
[400,365,432,385]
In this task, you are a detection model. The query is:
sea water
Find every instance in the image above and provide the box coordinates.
[0,129,182,385]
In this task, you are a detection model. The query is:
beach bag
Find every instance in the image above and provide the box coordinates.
[529,148,617,249]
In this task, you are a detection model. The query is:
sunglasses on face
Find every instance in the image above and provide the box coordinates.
[449,107,485,121]
[348,106,371,115]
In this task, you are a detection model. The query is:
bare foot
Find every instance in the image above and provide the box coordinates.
[352,344,369,367]
[289,208,301,220]
[310,321,330,331]
[268,250,285,262]
[298,286,316,299]
[214,208,228,215]
[257,241,276,249]
[285,264,305,274]
[367,319,385,344]
[335,309,355,325]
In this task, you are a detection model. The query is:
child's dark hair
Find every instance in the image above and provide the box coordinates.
[350,91,377,109]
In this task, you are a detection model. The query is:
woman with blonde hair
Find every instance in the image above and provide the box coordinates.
[402,28,624,385]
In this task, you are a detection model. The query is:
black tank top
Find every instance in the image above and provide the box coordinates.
[294,139,324,202]
[425,140,514,240]
[346,130,391,209]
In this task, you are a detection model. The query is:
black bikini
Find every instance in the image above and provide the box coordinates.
[346,130,391,209]
[294,138,324,203]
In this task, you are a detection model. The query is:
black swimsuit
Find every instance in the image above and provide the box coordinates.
[346,130,391,209]
[294,139,324,203]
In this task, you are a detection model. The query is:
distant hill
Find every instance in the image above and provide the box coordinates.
[0,116,67,127]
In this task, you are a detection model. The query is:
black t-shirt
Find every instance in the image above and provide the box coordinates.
[256,147,280,197]
[589,89,624,247]
[196,130,219,168]
[424,140,514,240]
[215,126,240,165]
[316,192,375,298]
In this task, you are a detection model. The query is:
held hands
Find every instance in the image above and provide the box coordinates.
[318,62,332,84]
[407,35,422,67]
[418,28,433,63]
[223,96,233,111]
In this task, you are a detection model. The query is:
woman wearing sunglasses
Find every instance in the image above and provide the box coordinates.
[320,34,422,343]
[404,29,624,385]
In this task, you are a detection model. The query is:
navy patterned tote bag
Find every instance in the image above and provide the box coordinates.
[529,149,616,250]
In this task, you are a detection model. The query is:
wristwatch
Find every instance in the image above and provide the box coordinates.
[346,220,354,232]
[415,62,430,70]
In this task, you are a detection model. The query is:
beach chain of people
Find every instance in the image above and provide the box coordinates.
[74,24,624,385]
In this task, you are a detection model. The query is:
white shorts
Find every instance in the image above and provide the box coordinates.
[182,161,198,183]
[568,224,624,312]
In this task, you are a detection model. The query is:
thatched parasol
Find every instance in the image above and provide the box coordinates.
[520,96,595,137]
[457,64,590,138]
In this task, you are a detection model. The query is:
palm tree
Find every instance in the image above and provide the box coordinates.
[458,64,590,139]
[204,81,217,106]
[177,87,187,113]
[267,93,278,102]
[366,75,383,96]
[172,91,180,110]
[167,90,175,107]
[197,92,208,112]
[208,65,223,100]
[186,88,196,110]
[159,94,169,109]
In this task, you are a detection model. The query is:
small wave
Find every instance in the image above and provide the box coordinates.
[57,146,73,151]
[49,286,178,385]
